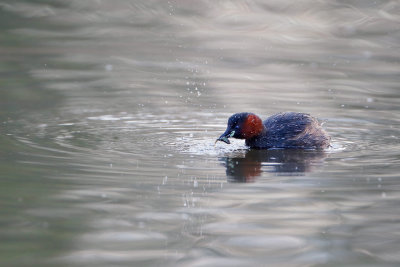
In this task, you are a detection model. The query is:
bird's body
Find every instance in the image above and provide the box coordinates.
[217,112,330,149]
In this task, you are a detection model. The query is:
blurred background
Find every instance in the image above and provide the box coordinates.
[1,1,399,266]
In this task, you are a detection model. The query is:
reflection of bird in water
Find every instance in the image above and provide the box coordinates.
[220,149,327,183]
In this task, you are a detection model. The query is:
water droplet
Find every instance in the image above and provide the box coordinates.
[105,64,113,71]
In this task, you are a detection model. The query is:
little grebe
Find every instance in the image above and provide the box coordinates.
[216,112,330,149]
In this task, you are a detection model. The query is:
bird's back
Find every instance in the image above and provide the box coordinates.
[247,112,330,149]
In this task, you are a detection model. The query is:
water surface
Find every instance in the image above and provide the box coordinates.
[1,1,400,266]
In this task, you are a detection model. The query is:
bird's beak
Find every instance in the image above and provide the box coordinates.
[215,130,235,145]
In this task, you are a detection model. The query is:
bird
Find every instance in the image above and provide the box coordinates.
[216,112,330,149]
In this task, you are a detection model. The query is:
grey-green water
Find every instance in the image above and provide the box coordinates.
[1,1,400,266]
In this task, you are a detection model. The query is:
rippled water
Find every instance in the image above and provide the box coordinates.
[1,1,400,266]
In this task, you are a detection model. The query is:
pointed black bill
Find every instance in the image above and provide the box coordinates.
[215,129,235,145]
[216,135,230,144]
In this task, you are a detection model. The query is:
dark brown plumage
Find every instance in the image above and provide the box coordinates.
[217,112,330,149]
